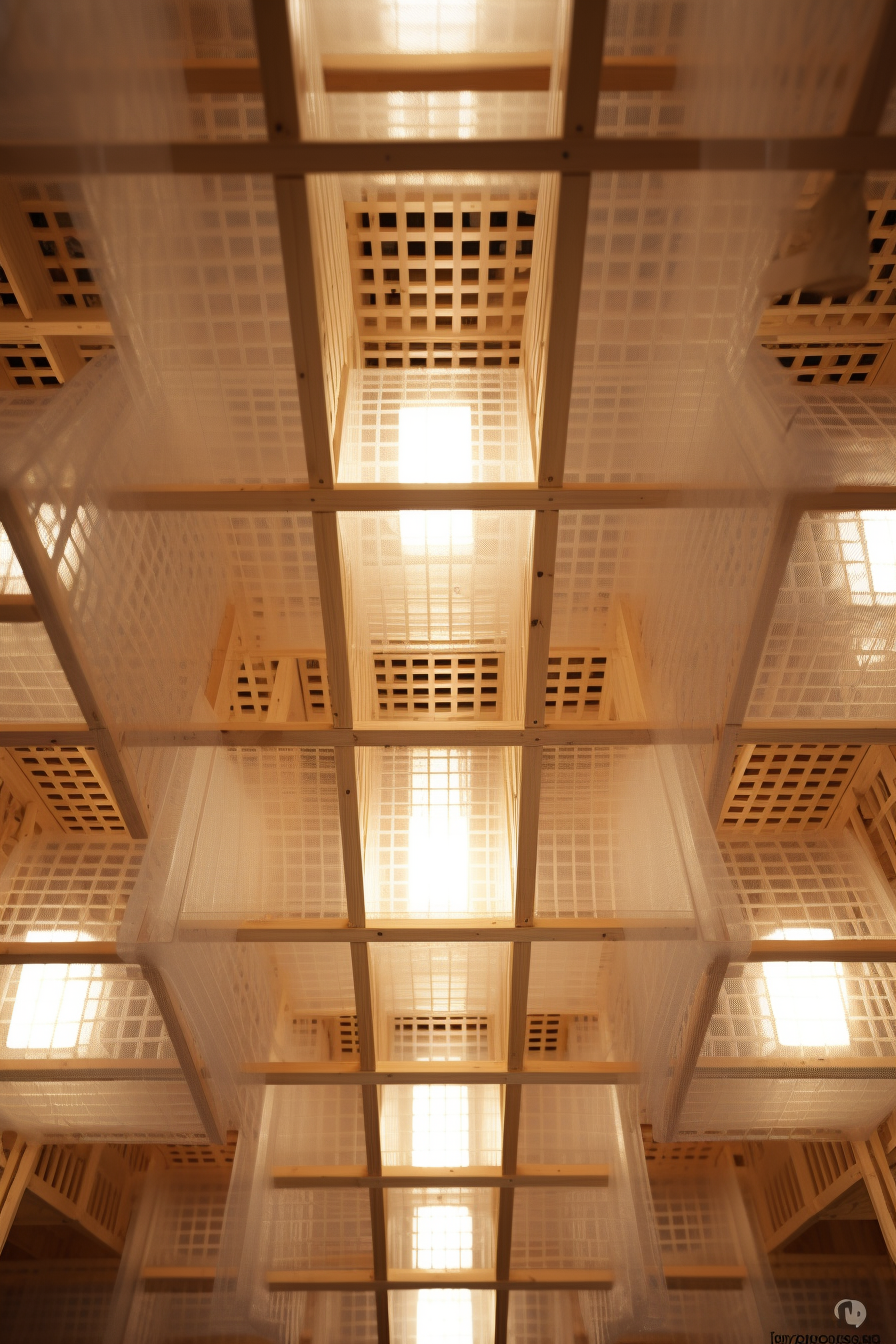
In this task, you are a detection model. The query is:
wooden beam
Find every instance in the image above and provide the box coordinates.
[693,1059,896,1080]
[0,594,40,623]
[0,310,113,338]
[656,952,729,1141]
[0,489,148,838]
[0,1060,183,1082]
[244,1061,641,1086]
[0,1137,41,1253]
[852,1132,896,1262]
[0,940,121,965]
[137,964,226,1145]
[5,137,896,179]
[272,1163,610,1189]
[0,182,56,319]
[662,1266,746,1291]
[737,721,896,746]
[265,1269,615,1292]
[183,53,677,96]
[747,938,896,963]
[846,0,896,136]
[208,916,698,943]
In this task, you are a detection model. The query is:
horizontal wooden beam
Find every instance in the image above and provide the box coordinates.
[0,1060,182,1082]
[748,938,896,963]
[119,723,708,748]
[0,595,40,623]
[0,310,113,338]
[181,916,697,944]
[271,1163,609,1189]
[183,53,676,96]
[4,137,896,178]
[0,941,121,965]
[738,721,896,745]
[244,1060,641,1086]
[268,1269,615,1292]
[662,1265,746,1291]
[108,481,764,513]
[693,1058,896,1080]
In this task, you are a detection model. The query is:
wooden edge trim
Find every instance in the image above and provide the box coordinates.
[265,1269,615,1291]
[0,595,40,623]
[0,1061,183,1081]
[0,941,121,964]
[271,1163,609,1188]
[747,938,896,963]
[694,1058,896,1079]
[242,1061,641,1085]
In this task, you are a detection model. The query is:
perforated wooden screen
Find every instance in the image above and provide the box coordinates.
[718,742,868,832]
[390,1015,491,1060]
[856,747,896,887]
[375,651,503,718]
[543,651,609,721]
[10,745,126,833]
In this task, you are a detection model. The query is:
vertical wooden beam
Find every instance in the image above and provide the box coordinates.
[846,0,896,136]
[0,1135,41,1252]
[0,488,149,838]
[706,499,802,825]
[854,1131,896,1262]
[250,12,387,1332]
[495,7,608,1339]
[655,951,729,1142]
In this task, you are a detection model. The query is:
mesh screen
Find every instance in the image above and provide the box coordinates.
[0,1274,113,1344]
[0,623,84,722]
[678,1077,896,1141]
[0,836,144,940]
[0,1078,204,1140]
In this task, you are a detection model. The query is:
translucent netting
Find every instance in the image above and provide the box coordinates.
[6,358,227,732]
[0,1274,113,1344]
[507,1293,574,1344]
[717,833,896,941]
[388,1186,495,1269]
[534,747,697,919]
[749,512,896,721]
[340,510,532,721]
[0,623,83,722]
[143,1172,231,1266]
[310,0,559,52]
[0,962,173,1060]
[329,92,552,141]
[0,1079,204,1141]
[549,510,645,648]
[0,836,145,940]
[177,747,347,922]
[271,944,356,1019]
[563,167,794,483]
[526,944,613,1017]
[511,1188,612,1268]
[320,1294,379,1344]
[361,747,513,919]
[656,1290,771,1344]
[370,943,510,1061]
[224,512,324,651]
[380,1084,502,1167]
[774,1264,896,1335]
[338,369,534,484]
[389,1291,496,1344]
[268,1188,373,1270]
[270,1086,368,1167]
[678,1077,896,1141]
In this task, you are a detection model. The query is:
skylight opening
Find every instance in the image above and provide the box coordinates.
[413,1203,474,1270]
[412,1084,470,1167]
[416,1288,474,1343]
[764,928,850,1048]
[389,0,478,54]
[409,749,470,915]
[843,511,896,606]
[398,404,473,549]
[7,931,99,1051]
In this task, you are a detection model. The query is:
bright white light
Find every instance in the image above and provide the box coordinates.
[844,512,896,605]
[391,0,478,53]
[764,928,850,1048]
[398,405,473,549]
[412,1085,470,1167]
[417,1288,474,1343]
[413,1203,473,1270]
[409,750,470,914]
[7,931,99,1051]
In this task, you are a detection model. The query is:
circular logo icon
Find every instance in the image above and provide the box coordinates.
[834,1299,867,1328]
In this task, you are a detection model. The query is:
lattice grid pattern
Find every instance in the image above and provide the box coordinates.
[0,624,84,722]
[346,189,537,360]
[147,1174,230,1266]
[11,745,125,832]
[15,183,104,318]
[719,742,867,832]
[375,651,504,718]
[856,746,896,888]
[765,341,892,387]
[543,650,608,720]
[0,1079,205,1142]
[0,837,144,940]
[390,1015,491,1062]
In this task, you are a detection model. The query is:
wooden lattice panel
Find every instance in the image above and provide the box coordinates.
[297,655,332,721]
[856,747,896,886]
[375,651,503,718]
[14,186,104,317]
[543,651,609,721]
[346,187,537,367]
[11,746,125,833]
[332,1015,360,1058]
[763,341,893,386]
[225,653,331,722]
[641,1131,730,1172]
[718,742,868,833]
[525,1014,566,1056]
[156,1137,238,1171]
[0,778,27,858]
[390,1015,491,1061]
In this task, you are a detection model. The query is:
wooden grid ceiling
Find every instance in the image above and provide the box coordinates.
[718,742,868,833]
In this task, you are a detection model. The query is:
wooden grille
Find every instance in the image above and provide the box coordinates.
[226,653,331,721]
[157,1138,238,1171]
[298,655,332,721]
[15,185,104,316]
[390,1015,491,1061]
[543,651,608,721]
[718,742,867,832]
[11,745,125,833]
[856,747,896,885]
[763,341,893,386]
[333,1015,360,1058]
[346,187,536,364]
[641,1132,730,1172]
[525,1014,566,1056]
[0,778,27,857]
[375,651,503,718]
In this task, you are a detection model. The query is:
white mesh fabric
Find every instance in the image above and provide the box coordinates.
[0,837,144,940]
[678,1076,896,1141]
[0,1079,204,1141]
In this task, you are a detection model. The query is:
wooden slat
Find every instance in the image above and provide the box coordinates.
[265,1269,615,1291]
[271,1163,610,1189]
[738,721,896,746]
[244,1061,641,1085]
[0,1137,41,1253]
[693,1059,896,1080]
[663,1265,747,1291]
[0,941,121,965]
[0,489,148,838]
[0,1061,183,1081]
[0,594,40,622]
[7,136,896,180]
[137,964,226,1145]
[852,1131,896,1260]
[184,53,676,96]
[121,723,710,748]
[0,310,113,338]
[748,939,896,963]
[214,916,698,943]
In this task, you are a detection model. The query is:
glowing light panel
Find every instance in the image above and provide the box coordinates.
[412,1084,470,1167]
[764,928,850,1048]
[7,931,99,1050]
[398,405,473,549]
